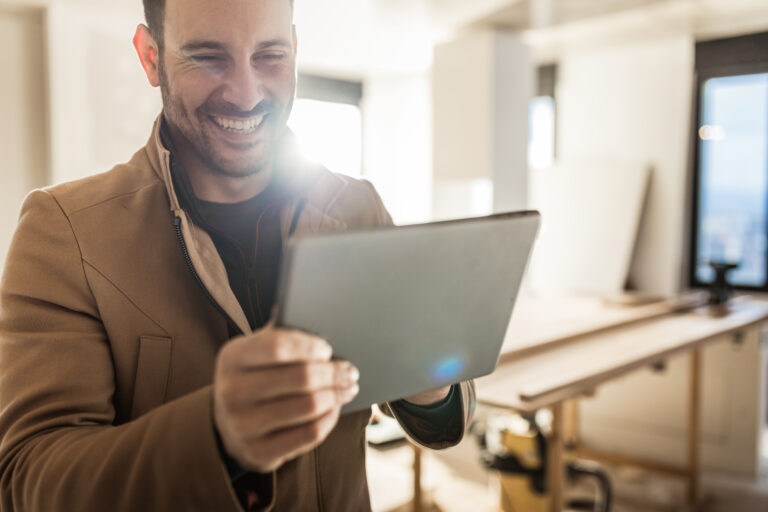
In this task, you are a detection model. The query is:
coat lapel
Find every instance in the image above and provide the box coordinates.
[146,114,350,335]
[280,202,348,241]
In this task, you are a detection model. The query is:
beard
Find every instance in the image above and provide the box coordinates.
[158,59,293,179]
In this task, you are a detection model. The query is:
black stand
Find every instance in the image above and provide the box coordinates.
[708,261,739,306]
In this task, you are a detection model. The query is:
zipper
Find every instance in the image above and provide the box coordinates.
[172,198,306,336]
[173,215,244,336]
[289,197,308,237]
[249,202,281,325]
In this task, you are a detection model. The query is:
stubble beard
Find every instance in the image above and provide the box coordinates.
[158,59,280,179]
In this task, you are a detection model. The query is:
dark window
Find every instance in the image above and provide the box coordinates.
[296,73,363,106]
[690,32,768,289]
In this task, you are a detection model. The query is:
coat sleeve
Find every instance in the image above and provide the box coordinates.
[0,190,251,512]
[361,180,477,449]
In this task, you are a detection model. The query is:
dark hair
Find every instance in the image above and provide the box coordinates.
[142,0,165,49]
[142,0,295,49]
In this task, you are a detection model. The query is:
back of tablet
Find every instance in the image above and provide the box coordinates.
[274,210,540,413]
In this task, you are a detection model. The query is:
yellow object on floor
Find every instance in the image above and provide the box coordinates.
[495,420,551,512]
[499,473,551,512]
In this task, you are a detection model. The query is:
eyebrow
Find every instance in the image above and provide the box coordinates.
[180,40,227,53]
[256,39,293,50]
[180,39,292,53]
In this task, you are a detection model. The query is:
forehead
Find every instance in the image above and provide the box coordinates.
[164,0,293,48]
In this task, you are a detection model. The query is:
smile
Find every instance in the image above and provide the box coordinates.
[210,114,266,134]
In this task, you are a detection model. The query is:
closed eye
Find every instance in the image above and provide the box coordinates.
[190,55,224,62]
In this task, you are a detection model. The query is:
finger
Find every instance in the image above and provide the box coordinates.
[233,385,358,439]
[243,407,342,472]
[221,361,360,408]
[268,304,279,325]
[223,329,332,370]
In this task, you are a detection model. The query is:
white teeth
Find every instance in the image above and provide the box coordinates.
[212,114,265,133]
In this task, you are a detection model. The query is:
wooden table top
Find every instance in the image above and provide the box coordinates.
[499,291,707,357]
[477,298,768,412]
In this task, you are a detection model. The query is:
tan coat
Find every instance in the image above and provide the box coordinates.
[0,118,474,511]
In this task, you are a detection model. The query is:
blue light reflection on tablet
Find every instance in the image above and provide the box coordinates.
[431,356,465,384]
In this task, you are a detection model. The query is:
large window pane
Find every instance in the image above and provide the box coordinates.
[528,96,556,169]
[287,98,363,178]
[695,73,768,286]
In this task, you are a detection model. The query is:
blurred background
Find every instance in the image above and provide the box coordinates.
[2,0,768,510]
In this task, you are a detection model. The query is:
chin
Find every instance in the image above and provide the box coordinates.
[210,157,270,178]
[201,137,269,175]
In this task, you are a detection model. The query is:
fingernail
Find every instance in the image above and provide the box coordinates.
[345,384,359,398]
[318,343,332,359]
[347,364,360,383]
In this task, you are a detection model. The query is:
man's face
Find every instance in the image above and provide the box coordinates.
[159,0,296,178]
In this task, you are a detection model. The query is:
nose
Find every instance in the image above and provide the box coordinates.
[221,61,266,113]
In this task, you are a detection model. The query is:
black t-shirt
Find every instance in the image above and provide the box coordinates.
[196,184,284,331]
[168,146,291,335]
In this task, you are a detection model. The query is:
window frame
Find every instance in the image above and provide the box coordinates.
[296,73,363,107]
[688,31,768,290]
[533,64,558,165]
[291,73,365,178]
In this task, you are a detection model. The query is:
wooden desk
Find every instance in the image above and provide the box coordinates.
[497,292,707,357]
[473,297,768,511]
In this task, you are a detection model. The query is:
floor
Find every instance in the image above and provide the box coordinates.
[366,438,495,512]
[366,431,768,512]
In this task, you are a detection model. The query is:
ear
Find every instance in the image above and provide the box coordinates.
[133,24,161,87]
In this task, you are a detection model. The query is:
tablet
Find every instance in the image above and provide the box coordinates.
[274,210,540,413]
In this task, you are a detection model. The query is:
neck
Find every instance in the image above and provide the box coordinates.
[166,122,273,204]
[184,162,273,204]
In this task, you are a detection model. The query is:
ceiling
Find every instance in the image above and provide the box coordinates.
[292,0,515,77]
[296,0,768,76]
[2,0,768,77]
[475,0,670,30]
[0,0,515,76]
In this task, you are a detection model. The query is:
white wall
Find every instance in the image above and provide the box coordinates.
[554,34,695,296]
[47,3,161,185]
[355,20,697,298]
[432,30,532,220]
[0,7,48,267]
[580,328,766,476]
[362,72,433,225]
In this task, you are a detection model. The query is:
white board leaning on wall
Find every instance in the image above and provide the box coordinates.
[526,160,651,297]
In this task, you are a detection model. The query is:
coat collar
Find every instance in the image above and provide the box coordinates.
[142,115,349,334]
[144,115,349,229]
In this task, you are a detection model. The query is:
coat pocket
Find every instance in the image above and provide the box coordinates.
[130,335,173,419]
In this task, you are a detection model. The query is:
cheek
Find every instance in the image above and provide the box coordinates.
[257,59,296,93]
[267,68,297,103]
[167,69,222,113]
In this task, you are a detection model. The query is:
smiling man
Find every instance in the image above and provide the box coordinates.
[0,0,474,511]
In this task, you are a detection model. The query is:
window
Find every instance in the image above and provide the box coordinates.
[288,74,363,178]
[690,32,768,289]
[528,64,557,169]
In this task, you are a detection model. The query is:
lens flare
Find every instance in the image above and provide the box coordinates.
[431,356,465,383]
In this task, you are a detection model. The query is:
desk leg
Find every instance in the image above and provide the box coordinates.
[548,402,565,512]
[563,398,580,447]
[413,444,423,512]
[687,348,701,505]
